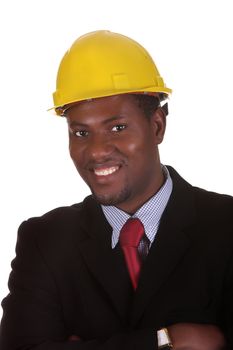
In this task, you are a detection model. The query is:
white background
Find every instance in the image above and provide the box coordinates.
[0,0,232,318]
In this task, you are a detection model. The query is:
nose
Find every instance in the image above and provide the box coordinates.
[86,133,115,162]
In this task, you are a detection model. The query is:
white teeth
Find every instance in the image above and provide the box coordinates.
[94,166,119,176]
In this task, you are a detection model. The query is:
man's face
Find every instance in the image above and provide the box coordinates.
[66,94,166,213]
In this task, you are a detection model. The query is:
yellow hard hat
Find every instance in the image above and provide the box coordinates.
[52,30,172,115]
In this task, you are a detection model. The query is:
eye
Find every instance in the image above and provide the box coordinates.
[74,130,89,137]
[111,124,127,132]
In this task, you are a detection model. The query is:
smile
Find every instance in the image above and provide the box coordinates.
[94,166,119,176]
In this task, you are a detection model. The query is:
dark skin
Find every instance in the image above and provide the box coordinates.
[68,325,226,349]
[66,94,165,214]
[167,323,226,349]
[66,94,226,349]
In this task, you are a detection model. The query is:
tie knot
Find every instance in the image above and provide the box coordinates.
[119,218,145,248]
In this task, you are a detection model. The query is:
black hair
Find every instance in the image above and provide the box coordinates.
[132,93,168,119]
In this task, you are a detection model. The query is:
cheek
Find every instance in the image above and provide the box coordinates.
[121,133,144,152]
[124,134,154,155]
[69,142,76,161]
[69,141,83,164]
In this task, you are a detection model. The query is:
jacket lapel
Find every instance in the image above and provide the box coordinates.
[76,197,133,323]
[73,167,197,326]
[130,167,197,326]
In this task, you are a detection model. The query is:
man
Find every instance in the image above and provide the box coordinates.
[0,30,232,349]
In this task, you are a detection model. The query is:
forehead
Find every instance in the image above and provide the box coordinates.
[65,94,141,119]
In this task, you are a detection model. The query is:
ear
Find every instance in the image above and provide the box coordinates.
[150,107,166,145]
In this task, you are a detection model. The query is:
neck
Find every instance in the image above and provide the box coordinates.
[116,164,165,215]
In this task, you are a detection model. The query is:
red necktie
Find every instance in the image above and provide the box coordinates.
[119,218,145,290]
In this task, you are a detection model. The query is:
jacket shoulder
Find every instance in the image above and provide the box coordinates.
[25,195,96,222]
[168,165,233,216]
[17,195,100,244]
[193,186,233,217]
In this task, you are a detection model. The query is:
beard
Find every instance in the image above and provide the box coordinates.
[90,184,132,207]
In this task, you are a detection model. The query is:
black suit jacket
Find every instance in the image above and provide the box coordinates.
[1,167,233,349]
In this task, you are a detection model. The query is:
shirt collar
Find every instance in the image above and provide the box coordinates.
[102,165,173,248]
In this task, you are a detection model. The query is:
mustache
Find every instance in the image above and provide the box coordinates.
[85,157,127,170]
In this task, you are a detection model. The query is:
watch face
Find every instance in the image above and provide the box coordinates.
[157,328,173,348]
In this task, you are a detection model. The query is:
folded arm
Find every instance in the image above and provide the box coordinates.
[0,220,229,350]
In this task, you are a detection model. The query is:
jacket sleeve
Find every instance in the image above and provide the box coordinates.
[0,220,157,350]
[222,248,233,347]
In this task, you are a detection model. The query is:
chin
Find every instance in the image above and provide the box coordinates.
[91,187,131,207]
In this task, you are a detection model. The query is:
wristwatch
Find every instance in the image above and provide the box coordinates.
[157,328,173,349]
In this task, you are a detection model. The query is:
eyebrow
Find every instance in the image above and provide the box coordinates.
[68,115,127,128]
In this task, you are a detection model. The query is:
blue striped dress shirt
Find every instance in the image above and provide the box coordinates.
[101,165,173,250]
